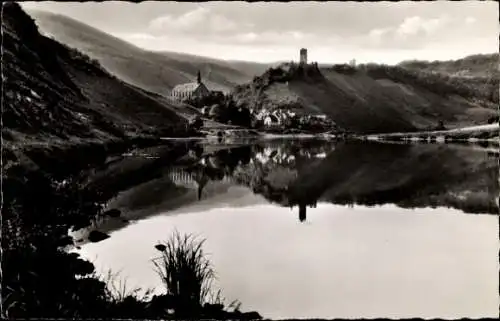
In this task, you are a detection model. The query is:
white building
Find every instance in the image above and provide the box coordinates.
[264,114,280,126]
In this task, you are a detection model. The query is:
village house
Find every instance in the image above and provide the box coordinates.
[258,108,297,127]
[171,71,210,102]
[263,114,280,127]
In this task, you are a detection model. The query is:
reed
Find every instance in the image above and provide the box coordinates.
[152,230,216,317]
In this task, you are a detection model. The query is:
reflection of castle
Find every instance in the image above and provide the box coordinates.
[296,200,318,222]
[299,204,307,222]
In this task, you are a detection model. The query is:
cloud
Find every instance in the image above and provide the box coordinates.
[366,15,454,49]
[368,28,389,45]
[396,15,450,36]
[148,6,248,35]
[144,7,340,49]
[232,30,332,46]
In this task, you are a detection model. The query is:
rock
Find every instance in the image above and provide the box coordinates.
[88,230,110,243]
[154,244,166,252]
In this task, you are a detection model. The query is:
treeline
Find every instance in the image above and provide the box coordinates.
[357,63,499,105]
[399,53,499,77]
[325,57,499,105]
[187,92,252,128]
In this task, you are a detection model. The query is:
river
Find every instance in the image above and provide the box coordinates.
[73,139,499,319]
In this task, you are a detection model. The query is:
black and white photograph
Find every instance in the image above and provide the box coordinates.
[2,0,499,320]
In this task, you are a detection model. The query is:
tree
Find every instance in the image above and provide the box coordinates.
[208,104,223,120]
[189,116,203,130]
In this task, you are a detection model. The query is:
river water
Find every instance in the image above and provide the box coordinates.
[74,139,499,319]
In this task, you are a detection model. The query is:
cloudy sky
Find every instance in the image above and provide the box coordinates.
[21,1,498,64]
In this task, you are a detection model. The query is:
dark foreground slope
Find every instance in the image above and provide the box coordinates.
[27,10,270,94]
[232,62,497,134]
[3,2,188,173]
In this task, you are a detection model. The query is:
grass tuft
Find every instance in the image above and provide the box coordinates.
[152,230,218,317]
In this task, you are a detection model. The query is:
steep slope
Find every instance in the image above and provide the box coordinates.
[232,62,497,134]
[26,10,270,95]
[3,2,186,171]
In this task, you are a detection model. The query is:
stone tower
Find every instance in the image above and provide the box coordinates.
[196,70,201,84]
[299,48,308,65]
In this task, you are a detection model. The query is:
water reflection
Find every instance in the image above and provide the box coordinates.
[78,203,498,319]
[74,139,498,319]
[75,140,498,239]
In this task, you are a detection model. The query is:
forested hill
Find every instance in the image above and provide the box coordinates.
[398,53,499,78]
[393,53,499,108]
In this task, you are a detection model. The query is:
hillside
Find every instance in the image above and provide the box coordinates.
[3,2,187,172]
[26,10,271,95]
[399,53,499,78]
[231,62,497,134]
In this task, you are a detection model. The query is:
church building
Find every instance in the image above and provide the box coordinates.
[171,71,210,102]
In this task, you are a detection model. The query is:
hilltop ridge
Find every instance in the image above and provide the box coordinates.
[399,53,499,78]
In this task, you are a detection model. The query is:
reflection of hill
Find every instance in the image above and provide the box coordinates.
[76,140,497,244]
[74,177,265,245]
[83,143,193,199]
[109,170,241,218]
[257,142,498,215]
[74,143,263,242]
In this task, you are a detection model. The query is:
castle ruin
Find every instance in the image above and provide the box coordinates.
[299,48,308,65]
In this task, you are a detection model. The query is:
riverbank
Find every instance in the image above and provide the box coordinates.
[3,133,264,320]
[160,123,498,146]
[356,123,499,144]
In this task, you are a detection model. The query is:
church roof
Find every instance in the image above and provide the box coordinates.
[172,82,203,93]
